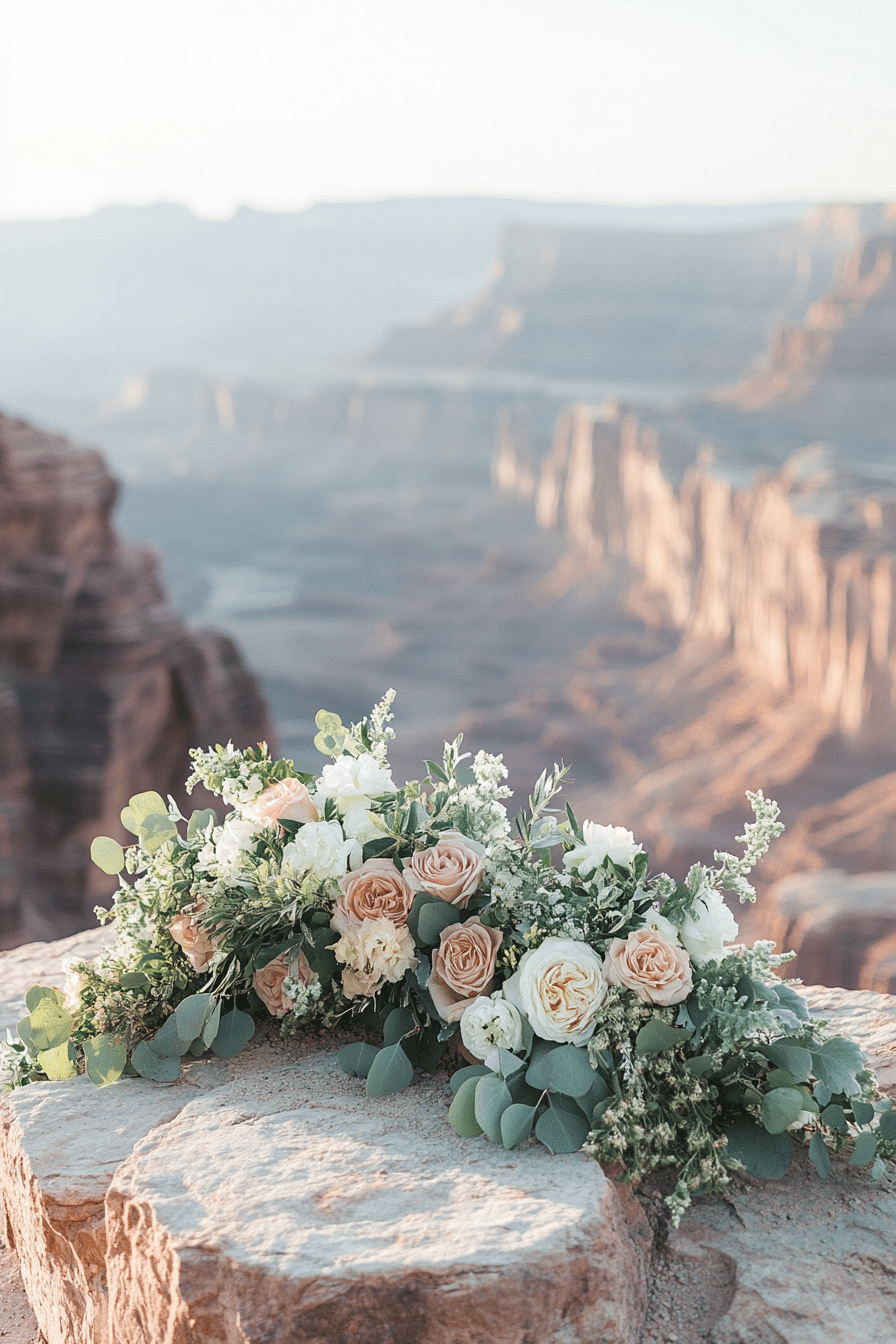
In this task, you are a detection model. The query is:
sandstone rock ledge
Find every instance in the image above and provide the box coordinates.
[2,935,896,1344]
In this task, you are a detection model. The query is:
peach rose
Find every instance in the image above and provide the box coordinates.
[244,777,319,827]
[406,831,485,907]
[253,950,315,1018]
[330,858,415,935]
[169,902,216,972]
[427,916,504,1023]
[604,928,693,1007]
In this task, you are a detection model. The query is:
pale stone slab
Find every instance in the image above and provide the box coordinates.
[104,1056,646,1344]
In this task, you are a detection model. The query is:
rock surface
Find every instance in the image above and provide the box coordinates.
[3,935,896,1344]
[0,413,272,947]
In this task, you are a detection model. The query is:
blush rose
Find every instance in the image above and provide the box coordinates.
[604,928,693,1006]
[406,831,485,907]
[169,902,216,972]
[253,950,315,1019]
[244,777,319,826]
[427,916,503,1022]
[330,858,416,935]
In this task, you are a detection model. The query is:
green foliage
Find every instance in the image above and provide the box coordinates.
[210,1009,255,1059]
[83,1036,127,1086]
[337,1042,380,1078]
[37,1042,77,1080]
[90,836,126,875]
[448,1077,484,1138]
[725,1117,793,1179]
[536,1098,590,1155]
[365,1043,413,1098]
[131,1041,182,1082]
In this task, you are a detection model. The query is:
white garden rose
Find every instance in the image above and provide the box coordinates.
[639,911,681,944]
[282,820,353,881]
[316,753,396,815]
[459,992,525,1058]
[677,889,739,965]
[563,822,643,879]
[506,937,608,1045]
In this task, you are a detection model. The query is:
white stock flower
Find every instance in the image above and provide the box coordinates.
[342,808,385,869]
[214,817,261,878]
[639,911,681,944]
[506,937,608,1045]
[563,822,643,879]
[282,820,353,881]
[460,992,525,1058]
[316,753,397,815]
[677,889,739,966]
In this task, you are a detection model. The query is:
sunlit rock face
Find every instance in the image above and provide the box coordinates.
[0,414,272,946]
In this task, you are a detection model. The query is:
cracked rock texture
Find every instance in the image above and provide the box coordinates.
[2,934,896,1344]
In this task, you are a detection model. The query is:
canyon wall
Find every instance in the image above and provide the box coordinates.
[497,400,896,752]
[0,413,272,946]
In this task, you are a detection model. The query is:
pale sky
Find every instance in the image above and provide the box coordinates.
[1,0,894,220]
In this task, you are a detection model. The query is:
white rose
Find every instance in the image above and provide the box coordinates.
[460,993,525,1058]
[214,817,261,878]
[316,753,396,815]
[505,937,608,1045]
[563,822,643,879]
[282,820,353,881]
[639,911,681,944]
[677,889,739,966]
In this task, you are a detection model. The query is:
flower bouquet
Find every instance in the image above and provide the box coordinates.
[6,691,894,1222]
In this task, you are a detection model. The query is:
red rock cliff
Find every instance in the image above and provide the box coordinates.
[0,413,272,946]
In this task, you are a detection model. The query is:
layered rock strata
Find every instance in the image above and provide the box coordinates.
[0,414,272,945]
[2,934,896,1344]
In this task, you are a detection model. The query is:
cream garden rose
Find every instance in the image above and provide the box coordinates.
[427,916,503,1022]
[331,857,415,934]
[604,928,693,1006]
[253,950,315,1018]
[333,916,417,999]
[506,937,608,1044]
[244,777,319,826]
[406,831,485,907]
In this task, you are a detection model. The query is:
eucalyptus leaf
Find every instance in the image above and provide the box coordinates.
[850,1130,877,1167]
[83,1035,127,1086]
[139,814,178,854]
[201,1001,222,1049]
[474,1075,513,1144]
[448,1076,483,1138]
[37,1041,77,1081]
[761,1040,813,1083]
[813,1083,833,1108]
[535,1098,590,1155]
[187,808,217,841]
[151,1014,193,1058]
[635,1019,691,1056]
[90,836,125,875]
[542,1044,597,1098]
[119,972,150,990]
[174,993,216,1043]
[337,1042,380,1078]
[808,1131,831,1178]
[383,1007,416,1048]
[482,1047,527,1081]
[724,1117,793,1179]
[28,998,73,1052]
[878,1110,896,1140]
[17,1017,38,1056]
[810,1036,865,1096]
[365,1043,413,1098]
[449,1064,491,1095]
[127,790,169,826]
[820,1103,848,1132]
[25,985,66,1013]
[210,1008,256,1059]
[525,1038,561,1090]
[851,1100,875,1127]
[500,1103,536,1150]
[761,1087,809,1134]
[417,900,463,946]
[131,1041,182,1083]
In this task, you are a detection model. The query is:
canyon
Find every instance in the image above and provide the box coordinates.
[1,200,894,994]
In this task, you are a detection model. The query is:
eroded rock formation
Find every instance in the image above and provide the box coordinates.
[0,414,272,946]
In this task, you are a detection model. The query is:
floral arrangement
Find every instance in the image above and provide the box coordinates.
[5,691,894,1222]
